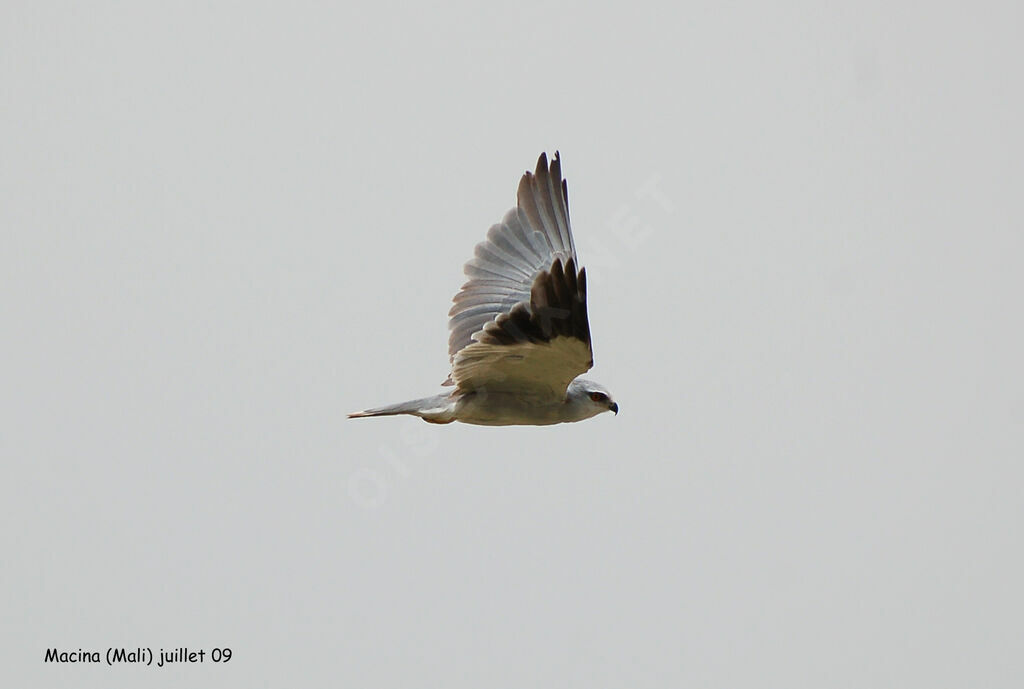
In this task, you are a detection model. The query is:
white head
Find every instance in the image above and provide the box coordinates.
[566,378,618,421]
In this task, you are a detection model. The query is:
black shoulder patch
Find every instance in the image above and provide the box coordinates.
[476,257,591,347]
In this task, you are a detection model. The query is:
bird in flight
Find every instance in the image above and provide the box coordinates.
[349,152,617,425]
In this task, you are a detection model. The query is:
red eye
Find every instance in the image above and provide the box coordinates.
[589,392,607,403]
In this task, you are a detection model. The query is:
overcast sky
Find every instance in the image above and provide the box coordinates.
[3,1,1022,687]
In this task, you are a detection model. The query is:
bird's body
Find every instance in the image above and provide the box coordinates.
[349,379,616,426]
[349,153,618,426]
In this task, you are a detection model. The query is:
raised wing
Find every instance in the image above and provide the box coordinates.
[446,152,594,397]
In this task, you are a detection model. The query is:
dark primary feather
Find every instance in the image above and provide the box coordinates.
[447,152,586,363]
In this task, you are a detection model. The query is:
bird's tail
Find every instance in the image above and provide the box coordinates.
[347,393,455,424]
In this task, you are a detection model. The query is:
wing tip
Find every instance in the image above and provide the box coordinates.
[525,150,560,181]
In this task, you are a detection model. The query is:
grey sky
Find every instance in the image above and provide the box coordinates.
[3,1,1022,687]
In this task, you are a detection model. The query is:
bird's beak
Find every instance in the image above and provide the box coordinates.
[609,402,618,415]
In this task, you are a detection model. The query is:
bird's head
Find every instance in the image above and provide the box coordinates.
[568,378,618,419]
